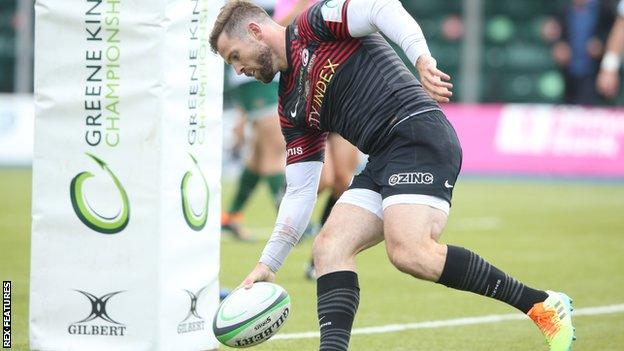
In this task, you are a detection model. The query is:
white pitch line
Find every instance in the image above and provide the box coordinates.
[272,303,624,341]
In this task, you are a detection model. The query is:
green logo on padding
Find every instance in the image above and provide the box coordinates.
[70,153,130,234]
[181,153,209,231]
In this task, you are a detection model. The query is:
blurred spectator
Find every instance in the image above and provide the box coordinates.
[596,0,624,99]
[541,17,563,44]
[551,0,616,105]
[441,14,465,42]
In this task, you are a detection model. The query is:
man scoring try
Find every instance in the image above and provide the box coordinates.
[209,0,576,350]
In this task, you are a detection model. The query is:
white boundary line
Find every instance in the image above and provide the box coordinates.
[272,303,624,341]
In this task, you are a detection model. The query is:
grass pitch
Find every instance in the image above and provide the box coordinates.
[1,169,624,350]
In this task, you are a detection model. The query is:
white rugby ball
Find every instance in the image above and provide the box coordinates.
[213,282,291,348]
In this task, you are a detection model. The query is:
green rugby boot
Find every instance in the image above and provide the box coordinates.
[527,290,576,351]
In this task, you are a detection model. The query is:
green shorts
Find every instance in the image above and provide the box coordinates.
[231,80,279,121]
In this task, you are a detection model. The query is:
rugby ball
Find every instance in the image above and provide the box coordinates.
[213,282,291,348]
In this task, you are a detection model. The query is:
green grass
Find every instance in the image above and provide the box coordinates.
[2,169,624,350]
[0,169,32,351]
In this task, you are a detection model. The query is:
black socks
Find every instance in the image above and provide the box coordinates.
[314,248,547,351]
[317,271,360,351]
[438,245,548,313]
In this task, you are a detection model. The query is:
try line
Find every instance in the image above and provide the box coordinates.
[272,303,624,340]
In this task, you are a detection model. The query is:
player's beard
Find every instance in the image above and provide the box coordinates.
[255,43,276,84]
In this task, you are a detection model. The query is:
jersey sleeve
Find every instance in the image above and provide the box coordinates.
[296,0,430,64]
[259,161,323,272]
[296,0,352,42]
[619,0,624,17]
[281,118,328,165]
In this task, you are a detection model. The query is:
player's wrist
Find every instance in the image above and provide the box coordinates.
[257,261,272,270]
[407,44,431,66]
[601,51,621,72]
[416,53,431,63]
[258,257,279,273]
[416,54,435,71]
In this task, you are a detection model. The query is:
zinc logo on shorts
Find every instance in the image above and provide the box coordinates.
[388,172,434,186]
[70,153,130,234]
[180,153,209,231]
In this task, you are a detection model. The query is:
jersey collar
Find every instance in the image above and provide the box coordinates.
[282,24,294,76]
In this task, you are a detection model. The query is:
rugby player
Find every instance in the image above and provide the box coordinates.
[210,1,576,350]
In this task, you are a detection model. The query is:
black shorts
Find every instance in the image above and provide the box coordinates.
[349,109,462,205]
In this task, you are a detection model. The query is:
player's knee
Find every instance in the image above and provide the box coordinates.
[428,214,447,242]
[312,229,334,266]
[386,245,419,276]
[313,228,352,268]
[386,239,436,279]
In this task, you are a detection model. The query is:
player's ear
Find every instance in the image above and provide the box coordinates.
[247,22,263,40]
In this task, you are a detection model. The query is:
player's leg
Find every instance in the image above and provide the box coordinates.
[254,113,286,209]
[313,187,384,351]
[314,201,383,276]
[242,79,283,209]
[322,134,359,224]
[222,123,261,240]
[380,110,575,350]
[224,80,280,239]
[230,131,261,215]
[318,142,335,194]
[382,203,447,280]
[383,203,550,307]
[225,84,263,221]
[382,203,575,350]
[305,135,359,280]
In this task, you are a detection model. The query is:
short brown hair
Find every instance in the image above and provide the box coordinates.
[209,0,271,54]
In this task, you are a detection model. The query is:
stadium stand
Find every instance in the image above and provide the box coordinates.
[0,2,17,92]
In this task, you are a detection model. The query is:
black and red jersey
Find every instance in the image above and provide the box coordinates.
[279,0,440,165]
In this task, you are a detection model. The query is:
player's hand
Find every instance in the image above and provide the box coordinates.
[241,262,275,289]
[596,69,620,99]
[416,54,453,103]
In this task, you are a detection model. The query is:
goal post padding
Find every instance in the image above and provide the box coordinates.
[31,0,223,350]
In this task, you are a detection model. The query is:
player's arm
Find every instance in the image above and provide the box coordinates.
[349,0,452,102]
[597,2,624,99]
[242,161,323,287]
[310,0,452,102]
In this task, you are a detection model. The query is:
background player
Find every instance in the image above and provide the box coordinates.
[221,0,286,241]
